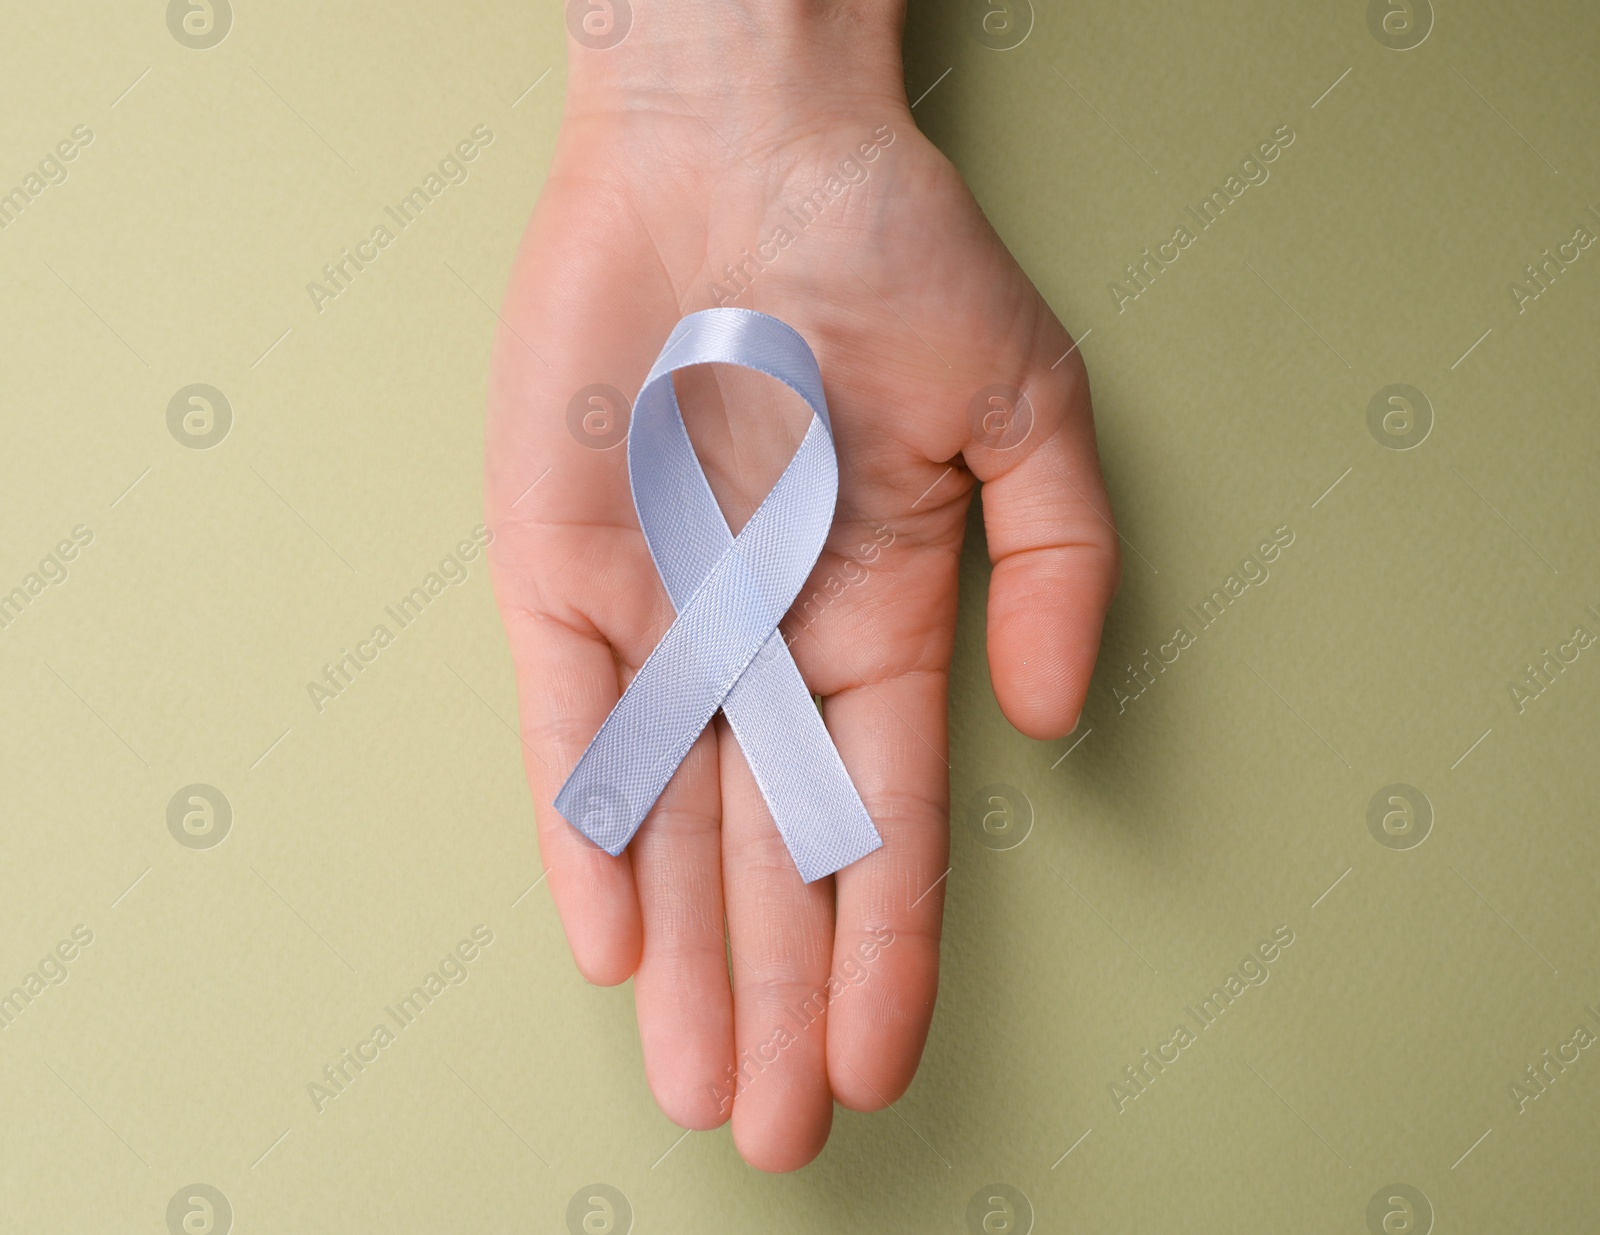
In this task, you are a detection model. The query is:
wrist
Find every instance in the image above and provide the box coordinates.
[561,0,908,130]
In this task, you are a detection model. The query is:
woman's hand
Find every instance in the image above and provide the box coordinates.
[485,0,1118,1172]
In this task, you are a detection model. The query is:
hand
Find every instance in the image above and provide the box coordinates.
[485,1,1119,1172]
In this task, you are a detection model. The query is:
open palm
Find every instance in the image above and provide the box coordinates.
[485,81,1118,1172]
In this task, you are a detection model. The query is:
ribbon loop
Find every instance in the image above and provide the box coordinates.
[554,309,882,882]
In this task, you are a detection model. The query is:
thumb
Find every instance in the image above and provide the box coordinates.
[968,356,1120,740]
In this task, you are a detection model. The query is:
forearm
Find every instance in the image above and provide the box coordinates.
[563,0,909,123]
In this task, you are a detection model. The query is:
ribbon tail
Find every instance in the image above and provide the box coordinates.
[722,631,882,882]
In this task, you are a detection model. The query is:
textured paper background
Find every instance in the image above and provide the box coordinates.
[3,2,1597,1231]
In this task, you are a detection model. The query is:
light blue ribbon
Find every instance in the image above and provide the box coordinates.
[553,309,883,882]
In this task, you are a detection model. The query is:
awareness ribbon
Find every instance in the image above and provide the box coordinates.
[553,309,883,882]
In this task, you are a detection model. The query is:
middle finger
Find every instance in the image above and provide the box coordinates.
[719,717,838,1172]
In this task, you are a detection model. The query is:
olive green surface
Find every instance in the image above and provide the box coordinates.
[3,2,1597,1232]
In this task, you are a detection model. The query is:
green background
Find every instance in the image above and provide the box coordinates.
[3,1,1597,1231]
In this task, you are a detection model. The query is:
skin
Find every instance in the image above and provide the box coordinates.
[485,0,1119,1173]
